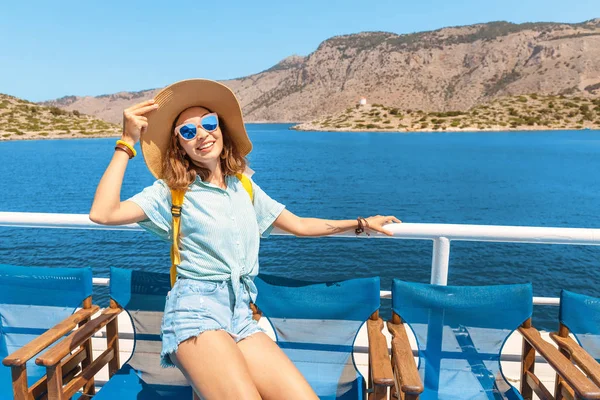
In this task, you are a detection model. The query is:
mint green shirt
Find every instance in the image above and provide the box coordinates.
[127,175,286,302]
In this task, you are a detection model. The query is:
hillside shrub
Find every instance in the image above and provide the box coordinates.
[49,106,66,116]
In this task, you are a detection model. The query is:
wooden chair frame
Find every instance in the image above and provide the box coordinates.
[550,323,600,400]
[251,304,394,400]
[2,296,99,400]
[33,300,122,400]
[387,313,600,400]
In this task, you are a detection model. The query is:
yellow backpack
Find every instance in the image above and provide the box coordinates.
[169,173,253,286]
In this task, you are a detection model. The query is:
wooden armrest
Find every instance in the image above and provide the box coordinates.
[366,318,394,386]
[36,307,122,367]
[519,326,600,399]
[387,321,423,395]
[551,332,600,388]
[2,306,100,367]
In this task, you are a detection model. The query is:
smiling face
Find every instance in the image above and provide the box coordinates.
[174,106,224,169]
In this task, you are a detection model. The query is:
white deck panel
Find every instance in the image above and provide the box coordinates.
[85,312,559,398]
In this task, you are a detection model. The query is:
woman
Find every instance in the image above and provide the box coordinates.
[89,79,400,400]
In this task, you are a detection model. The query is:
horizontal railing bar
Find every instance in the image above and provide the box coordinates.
[0,211,572,308]
[532,296,560,306]
[94,277,110,286]
[0,212,141,231]
[2,212,600,245]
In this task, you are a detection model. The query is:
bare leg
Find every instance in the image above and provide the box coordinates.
[237,332,319,400]
[171,330,262,400]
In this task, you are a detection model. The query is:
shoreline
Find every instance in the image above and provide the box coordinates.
[1,126,599,142]
[245,121,299,125]
[0,133,121,142]
[289,125,599,133]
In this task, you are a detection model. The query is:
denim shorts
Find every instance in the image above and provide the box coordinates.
[160,278,264,368]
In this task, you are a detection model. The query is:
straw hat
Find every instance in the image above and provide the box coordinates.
[141,79,252,179]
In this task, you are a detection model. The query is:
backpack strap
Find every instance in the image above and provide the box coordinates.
[236,173,254,203]
[169,174,253,287]
[169,189,186,287]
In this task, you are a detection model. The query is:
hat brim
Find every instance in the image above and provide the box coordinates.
[141,79,252,179]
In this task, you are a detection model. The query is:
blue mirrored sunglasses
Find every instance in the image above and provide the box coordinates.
[175,113,219,140]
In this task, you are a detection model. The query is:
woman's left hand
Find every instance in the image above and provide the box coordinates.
[364,215,402,236]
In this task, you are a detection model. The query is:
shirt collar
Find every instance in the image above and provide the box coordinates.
[192,174,232,191]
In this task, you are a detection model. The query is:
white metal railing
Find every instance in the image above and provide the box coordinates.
[3,211,600,306]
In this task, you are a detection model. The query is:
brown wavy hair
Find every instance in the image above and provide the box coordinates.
[161,110,248,191]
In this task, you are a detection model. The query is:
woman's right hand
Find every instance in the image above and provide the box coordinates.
[121,99,159,145]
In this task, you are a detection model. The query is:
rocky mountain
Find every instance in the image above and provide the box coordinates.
[0,94,120,141]
[44,19,600,124]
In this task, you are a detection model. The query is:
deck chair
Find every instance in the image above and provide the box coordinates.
[0,264,97,400]
[35,267,192,399]
[551,290,600,399]
[386,280,600,400]
[253,274,393,400]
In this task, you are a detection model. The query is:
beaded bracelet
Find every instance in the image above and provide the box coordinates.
[116,140,137,158]
[115,143,134,159]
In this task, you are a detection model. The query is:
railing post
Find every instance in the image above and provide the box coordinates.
[431,237,450,285]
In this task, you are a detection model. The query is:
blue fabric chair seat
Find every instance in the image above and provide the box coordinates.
[280,347,364,400]
[255,274,381,400]
[1,348,83,400]
[0,368,10,400]
[93,365,192,400]
[0,264,93,400]
[93,268,192,399]
[391,279,533,400]
[551,289,600,396]
[560,290,600,361]
[97,269,380,399]
[0,362,48,398]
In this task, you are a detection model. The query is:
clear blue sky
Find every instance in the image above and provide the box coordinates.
[1,0,598,102]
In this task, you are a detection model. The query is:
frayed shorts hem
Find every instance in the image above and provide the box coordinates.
[160,325,265,368]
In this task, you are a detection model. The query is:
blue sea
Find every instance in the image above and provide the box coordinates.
[1,125,599,329]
